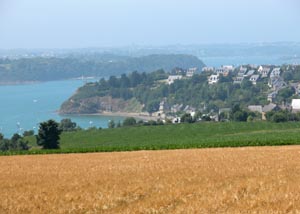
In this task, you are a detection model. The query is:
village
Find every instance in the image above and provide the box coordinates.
[158,63,300,122]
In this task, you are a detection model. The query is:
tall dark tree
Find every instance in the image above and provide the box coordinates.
[37,120,62,149]
[108,76,119,88]
[120,74,130,88]
[130,71,142,87]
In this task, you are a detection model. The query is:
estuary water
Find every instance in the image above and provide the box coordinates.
[1,55,299,137]
[0,80,124,137]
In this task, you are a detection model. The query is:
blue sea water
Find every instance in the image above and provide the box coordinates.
[0,80,124,137]
[1,55,299,138]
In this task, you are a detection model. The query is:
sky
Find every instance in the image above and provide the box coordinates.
[0,0,300,49]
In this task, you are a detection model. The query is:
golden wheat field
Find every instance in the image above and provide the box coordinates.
[1,146,300,214]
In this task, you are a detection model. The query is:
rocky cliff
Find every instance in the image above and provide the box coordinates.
[60,96,143,114]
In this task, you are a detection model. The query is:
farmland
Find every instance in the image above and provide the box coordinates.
[14,121,300,155]
[0,146,300,213]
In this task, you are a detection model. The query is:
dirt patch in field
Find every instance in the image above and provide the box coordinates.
[0,146,300,213]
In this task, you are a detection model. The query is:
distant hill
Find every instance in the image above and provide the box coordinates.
[0,54,205,83]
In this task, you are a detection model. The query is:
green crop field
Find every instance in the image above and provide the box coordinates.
[4,122,300,155]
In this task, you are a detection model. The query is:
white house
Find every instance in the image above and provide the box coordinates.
[171,104,183,113]
[270,68,281,78]
[222,65,234,72]
[291,99,300,113]
[215,68,225,75]
[250,75,260,85]
[260,67,271,78]
[237,67,247,77]
[208,74,219,84]
[239,66,248,74]
[186,67,197,77]
[167,75,182,85]
[202,67,215,72]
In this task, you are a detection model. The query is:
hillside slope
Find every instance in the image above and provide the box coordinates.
[0,54,205,82]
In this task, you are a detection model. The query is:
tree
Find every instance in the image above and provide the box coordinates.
[120,74,130,88]
[276,87,295,103]
[180,113,194,123]
[0,133,29,151]
[146,100,160,115]
[0,139,10,152]
[108,76,119,88]
[271,112,288,123]
[23,130,34,137]
[108,120,115,129]
[59,118,77,132]
[233,111,248,121]
[283,71,293,82]
[130,71,142,87]
[116,121,122,128]
[37,120,62,149]
[10,134,29,151]
[230,104,249,122]
[10,134,22,150]
[123,117,136,126]
[241,79,253,89]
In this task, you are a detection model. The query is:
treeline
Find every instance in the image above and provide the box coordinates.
[281,65,300,82]
[266,110,300,122]
[0,54,204,82]
[0,133,30,152]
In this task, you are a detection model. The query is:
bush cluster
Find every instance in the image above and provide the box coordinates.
[0,133,30,152]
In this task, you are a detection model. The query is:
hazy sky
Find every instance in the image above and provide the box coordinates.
[1,0,300,49]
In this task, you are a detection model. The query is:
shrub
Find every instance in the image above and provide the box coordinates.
[123,117,137,126]
[59,118,77,132]
[23,130,34,137]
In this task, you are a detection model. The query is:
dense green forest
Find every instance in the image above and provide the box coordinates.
[60,69,271,115]
[0,54,204,82]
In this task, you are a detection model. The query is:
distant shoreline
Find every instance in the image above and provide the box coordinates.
[60,111,160,121]
[0,81,41,86]
[0,78,92,86]
[97,111,160,121]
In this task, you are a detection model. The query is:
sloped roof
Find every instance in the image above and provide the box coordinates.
[246,70,255,76]
[263,103,277,112]
[250,75,260,81]
[248,105,263,113]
